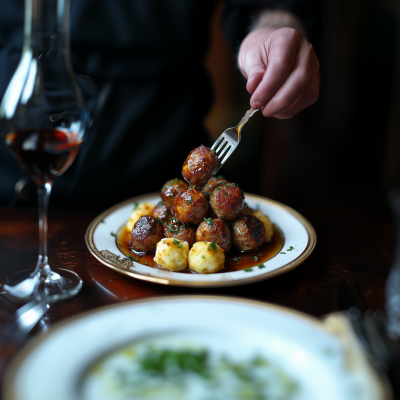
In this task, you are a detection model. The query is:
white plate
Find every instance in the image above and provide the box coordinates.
[85,192,316,287]
[4,296,387,400]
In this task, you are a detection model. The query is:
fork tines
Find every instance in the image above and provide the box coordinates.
[211,132,236,165]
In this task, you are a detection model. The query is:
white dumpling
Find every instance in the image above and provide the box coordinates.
[188,242,225,274]
[126,203,155,231]
[252,210,273,242]
[154,238,189,271]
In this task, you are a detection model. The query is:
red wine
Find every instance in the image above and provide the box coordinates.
[5,128,82,183]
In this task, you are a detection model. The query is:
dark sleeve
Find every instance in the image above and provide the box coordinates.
[221,0,320,53]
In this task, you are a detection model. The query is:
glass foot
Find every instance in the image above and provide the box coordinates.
[3,268,82,303]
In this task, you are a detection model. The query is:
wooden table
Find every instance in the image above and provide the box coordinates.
[0,204,395,397]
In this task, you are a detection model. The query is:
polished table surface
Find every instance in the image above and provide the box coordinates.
[0,204,396,397]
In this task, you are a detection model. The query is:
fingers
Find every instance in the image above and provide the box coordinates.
[271,84,319,119]
[261,40,320,118]
[249,28,301,110]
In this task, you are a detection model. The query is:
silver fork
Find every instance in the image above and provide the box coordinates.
[211,107,259,165]
[0,299,49,346]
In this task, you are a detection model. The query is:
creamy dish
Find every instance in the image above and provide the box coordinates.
[81,338,299,400]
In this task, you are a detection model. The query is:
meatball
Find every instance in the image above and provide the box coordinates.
[171,188,209,225]
[203,175,228,196]
[130,215,164,253]
[152,201,172,224]
[241,202,255,215]
[161,178,188,209]
[196,218,231,254]
[210,182,245,220]
[231,215,266,252]
[164,217,196,248]
[182,145,221,187]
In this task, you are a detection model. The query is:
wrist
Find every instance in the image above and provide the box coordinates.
[250,9,306,38]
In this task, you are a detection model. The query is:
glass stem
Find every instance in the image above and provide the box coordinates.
[34,181,53,276]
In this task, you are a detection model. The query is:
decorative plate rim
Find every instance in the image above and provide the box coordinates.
[3,295,390,400]
[84,192,317,287]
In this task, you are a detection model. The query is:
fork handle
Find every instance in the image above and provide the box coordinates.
[237,108,259,131]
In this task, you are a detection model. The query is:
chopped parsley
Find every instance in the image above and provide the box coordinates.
[167,222,179,233]
[202,268,207,272]
[139,348,209,378]
[253,256,258,261]
[110,231,116,237]
[280,252,286,254]
[244,268,253,272]
[161,178,179,192]
[155,217,162,223]
[208,242,217,251]
[132,202,139,211]
[173,239,182,248]
[204,217,214,227]
[201,255,205,259]
[257,254,264,257]
[225,192,228,196]
[211,149,216,154]
[144,262,148,265]
[229,256,241,264]
[100,219,105,224]
[287,246,295,251]
[258,264,265,269]
[187,195,193,204]
[128,255,140,262]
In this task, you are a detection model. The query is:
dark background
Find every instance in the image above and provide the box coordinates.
[207,0,400,208]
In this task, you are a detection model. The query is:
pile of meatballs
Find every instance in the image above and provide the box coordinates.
[129,145,273,274]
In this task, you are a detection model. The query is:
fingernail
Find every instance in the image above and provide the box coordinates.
[252,101,261,110]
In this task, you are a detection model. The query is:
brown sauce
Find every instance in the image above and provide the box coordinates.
[118,225,284,274]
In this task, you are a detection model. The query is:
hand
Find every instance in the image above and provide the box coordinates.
[238,26,320,119]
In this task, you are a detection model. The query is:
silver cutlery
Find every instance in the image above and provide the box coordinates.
[211,107,259,166]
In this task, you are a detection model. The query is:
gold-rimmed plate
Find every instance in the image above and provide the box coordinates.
[84,192,316,287]
[4,296,388,400]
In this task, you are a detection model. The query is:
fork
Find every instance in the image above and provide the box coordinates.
[211,107,259,165]
[0,299,49,346]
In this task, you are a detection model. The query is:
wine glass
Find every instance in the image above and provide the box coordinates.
[0,0,88,302]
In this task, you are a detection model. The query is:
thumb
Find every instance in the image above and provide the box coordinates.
[245,61,266,95]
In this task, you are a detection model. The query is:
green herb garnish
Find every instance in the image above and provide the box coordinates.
[208,242,217,251]
[110,231,116,237]
[173,239,182,248]
[254,256,258,261]
[100,219,105,224]
[258,264,265,269]
[287,246,294,251]
[244,268,253,272]
[204,217,214,227]
[132,202,139,211]
[280,252,286,254]
[187,195,193,204]
[139,348,209,378]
